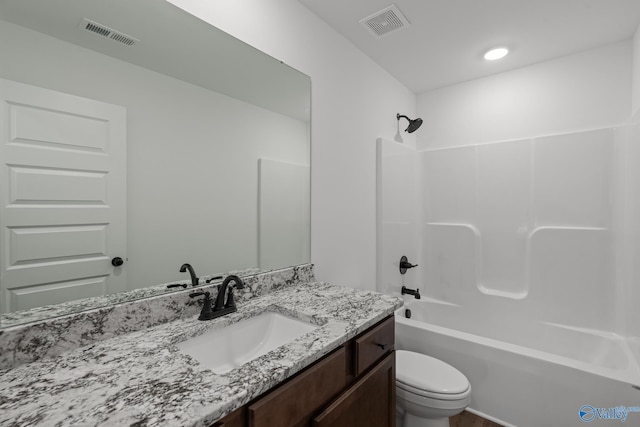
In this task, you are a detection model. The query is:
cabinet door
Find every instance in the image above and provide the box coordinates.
[312,351,396,427]
[248,346,347,427]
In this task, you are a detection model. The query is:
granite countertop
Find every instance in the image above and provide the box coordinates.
[0,282,402,427]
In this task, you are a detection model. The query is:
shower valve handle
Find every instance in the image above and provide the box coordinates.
[399,255,418,274]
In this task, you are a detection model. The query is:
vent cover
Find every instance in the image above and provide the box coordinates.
[80,18,139,46]
[359,4,410,38]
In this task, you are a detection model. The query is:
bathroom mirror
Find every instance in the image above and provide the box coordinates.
[0,0,311,326]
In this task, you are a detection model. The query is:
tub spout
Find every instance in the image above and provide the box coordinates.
[401,286,421,299]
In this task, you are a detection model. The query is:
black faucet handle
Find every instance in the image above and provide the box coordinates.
[188,291,216,321]
[189,291,208,299]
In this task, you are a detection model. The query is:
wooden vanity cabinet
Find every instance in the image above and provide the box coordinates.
[211,315,395,427]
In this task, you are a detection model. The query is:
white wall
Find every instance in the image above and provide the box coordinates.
[167,0,417,289]
[0,21,309,288]
[633,26,640,117]
[418,41,632,149]
[376,138,420,298]
[258,160,311,270]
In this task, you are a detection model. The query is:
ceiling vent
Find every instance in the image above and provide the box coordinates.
[80,18,139,46]
[359,4,410,38]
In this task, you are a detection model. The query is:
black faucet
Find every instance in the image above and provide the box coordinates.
[189,275,245,321]
[214,275,244,311]
[401,286,421,299]
[179,263,199,287]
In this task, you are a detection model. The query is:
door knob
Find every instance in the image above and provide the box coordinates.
[111,257,124,267]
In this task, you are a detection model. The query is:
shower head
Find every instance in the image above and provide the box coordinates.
[397,113,423,133]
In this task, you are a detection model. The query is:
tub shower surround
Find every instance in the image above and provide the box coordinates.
[378,125,640,426]
[0,264,315,370]
[0,280,401,427]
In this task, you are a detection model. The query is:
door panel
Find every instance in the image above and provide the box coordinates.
[9,224,108,264]
[0,78,126,313]
[7,276,107,312]
[9,166,108,204]
[10,103,109,151]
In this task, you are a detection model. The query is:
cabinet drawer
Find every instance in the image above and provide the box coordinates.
[248,346,347,427]
[354,316,394,376]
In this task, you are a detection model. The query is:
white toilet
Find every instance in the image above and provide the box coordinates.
[396,350,471,427]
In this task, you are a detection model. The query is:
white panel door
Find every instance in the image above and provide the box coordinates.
[0,78,126,314]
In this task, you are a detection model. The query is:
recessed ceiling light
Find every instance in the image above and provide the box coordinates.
[484,47,509,61]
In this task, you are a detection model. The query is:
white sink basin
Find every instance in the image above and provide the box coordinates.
[176,312,318,374]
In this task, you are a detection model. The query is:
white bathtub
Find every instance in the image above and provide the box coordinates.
[395,298,640,427]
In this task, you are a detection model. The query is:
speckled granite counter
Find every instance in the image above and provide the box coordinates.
[0,282,402,427]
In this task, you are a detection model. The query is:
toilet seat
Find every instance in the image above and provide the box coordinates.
[397,381,470,401]
[396,350,471,401]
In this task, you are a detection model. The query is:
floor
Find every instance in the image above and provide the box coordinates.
[449,411,504,427]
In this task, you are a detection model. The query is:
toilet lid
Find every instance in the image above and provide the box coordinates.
[396,350,469,395]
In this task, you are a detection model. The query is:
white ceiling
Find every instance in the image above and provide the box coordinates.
[299,0,640,94]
